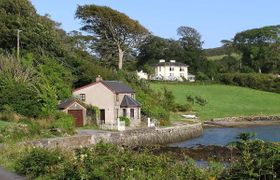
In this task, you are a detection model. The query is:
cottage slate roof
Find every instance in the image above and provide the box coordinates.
[58,98,85,110]
[102,81,135,93]
[154,62,188,67]
[120,95,140,107]
[58,98,76,109]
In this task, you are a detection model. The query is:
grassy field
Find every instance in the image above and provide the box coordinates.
[207,53,241,61]
[151,83,280,120]
[0,120,9,129]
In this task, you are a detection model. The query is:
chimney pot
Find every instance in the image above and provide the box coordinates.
[96,75,103,82]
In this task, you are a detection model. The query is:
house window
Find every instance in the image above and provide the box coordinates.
[170,73,174,76]
[159,67,161,72]
[80,94,86,101]
[180,73,184,77]
[130,109,134,118]
[180,67,184,71]
[123,109,127,117]
[170,67,174,71]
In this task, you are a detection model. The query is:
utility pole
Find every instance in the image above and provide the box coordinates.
[17,29,22,60]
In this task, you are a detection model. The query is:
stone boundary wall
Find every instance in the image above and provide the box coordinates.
[102,124,203,146]
[27,123,203,148]
[204,115,280,128]
[211,115,280,122]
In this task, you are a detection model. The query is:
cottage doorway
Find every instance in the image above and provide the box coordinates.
[100,109,105,124]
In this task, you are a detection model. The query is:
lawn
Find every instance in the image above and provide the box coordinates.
[151,83,280,120]
[0,120,10,129]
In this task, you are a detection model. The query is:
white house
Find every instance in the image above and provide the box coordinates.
[137,70,148,80]
[153,59,195,82]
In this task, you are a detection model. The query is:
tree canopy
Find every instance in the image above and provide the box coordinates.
[76,4,149,69]
[233,25,280,73]
[177,26,203,49]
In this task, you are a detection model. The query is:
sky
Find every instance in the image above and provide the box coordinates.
[30,0,280,48]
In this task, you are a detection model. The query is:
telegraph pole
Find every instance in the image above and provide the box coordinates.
[17,29,22,60]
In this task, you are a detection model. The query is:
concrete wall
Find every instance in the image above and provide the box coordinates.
[28,124,203,148]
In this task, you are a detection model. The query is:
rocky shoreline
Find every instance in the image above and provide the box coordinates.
[204,115,280,128]
[134,145,238,163]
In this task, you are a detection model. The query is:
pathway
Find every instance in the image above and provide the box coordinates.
[0,167,25,180]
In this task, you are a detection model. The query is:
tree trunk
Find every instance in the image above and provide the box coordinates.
[118,45,124,70]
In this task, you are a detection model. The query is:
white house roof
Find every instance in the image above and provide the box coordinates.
[154,61,188,67]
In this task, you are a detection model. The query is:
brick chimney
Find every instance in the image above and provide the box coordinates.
[96,75,103,82]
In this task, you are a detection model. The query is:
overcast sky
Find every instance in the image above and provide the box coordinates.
[31,0,280,48]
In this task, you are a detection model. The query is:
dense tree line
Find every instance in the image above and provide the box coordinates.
[0,0,173,122]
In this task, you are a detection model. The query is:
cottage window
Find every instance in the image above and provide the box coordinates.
[170,67,174,71]
[180,73,184,77]
[159,67,161,72]
[80,94,86,101]
[180,67,184,71]
[123,109,127,117]
[130,109,134,118]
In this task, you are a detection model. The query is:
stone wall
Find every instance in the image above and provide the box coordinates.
[25,135,92,149]
[205,115,280,128]
[211,115,280,122]
[28,123,203,148]
[102,124,203,146]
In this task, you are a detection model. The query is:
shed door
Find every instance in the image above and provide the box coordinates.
[68,110,83,127]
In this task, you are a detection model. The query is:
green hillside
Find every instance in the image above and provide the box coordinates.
[206,53,241,61]
[151,83,280,120]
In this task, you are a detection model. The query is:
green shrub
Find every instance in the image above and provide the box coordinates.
[13,143,216,179]
[0,105,18,122]
[218,73,280,93]
[196,72,211,81]
[0,124,30,143]
[186,95,195,104]
[195,96,208,106]
[51,112,75,134]
[119,116,131,126]
[19,118,41,136]
[15,148,66,179]
[0,79,42,117]
[175,103,192,112]
[222,139,280,179]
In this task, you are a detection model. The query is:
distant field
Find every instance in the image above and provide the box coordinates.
[151,83,280,120]
[207,53,241,61]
